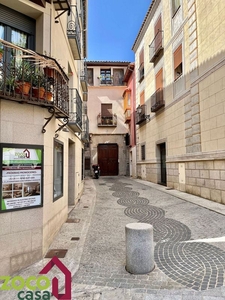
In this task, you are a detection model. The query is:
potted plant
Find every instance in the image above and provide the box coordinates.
[15,60,33,95]
[0,46,3,60]
[43,66,55,79]
[44,81,53,101]
[32,70,46,99]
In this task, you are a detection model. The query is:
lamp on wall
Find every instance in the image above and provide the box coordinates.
[137,105,142,114]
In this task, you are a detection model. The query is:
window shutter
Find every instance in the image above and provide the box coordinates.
[139,48,144,67]
[154,16,162,50]
[156,69,163,90]
[155,15,162,34]
[140,91,145,105]
[174,45,182,70]
[101,104,112,117]
[0,4,35,35]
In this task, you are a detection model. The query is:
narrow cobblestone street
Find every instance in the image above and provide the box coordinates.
[1,176,225,300]
[72,176,225,299]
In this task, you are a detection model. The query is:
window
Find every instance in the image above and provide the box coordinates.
[140,90,145,105]
[100,69,112,84]
[151,68,164,112]
[11,29,28,48]
[113,69,124,86]
[54,140,63,201]
[172,0,181,17]
[87,68,93,85]
[139,48,144,82]
[154,16,162,52]
[0,24,4,40]
[174,44,182,80]
[0,4,35,50]
[141,145,145,160]
[101,103,113,125]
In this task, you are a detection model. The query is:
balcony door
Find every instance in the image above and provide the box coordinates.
[98,144,118,176]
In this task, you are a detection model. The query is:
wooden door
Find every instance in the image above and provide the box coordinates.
[98,144,118,176]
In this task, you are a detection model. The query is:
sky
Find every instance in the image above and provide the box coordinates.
[87,0,152,62]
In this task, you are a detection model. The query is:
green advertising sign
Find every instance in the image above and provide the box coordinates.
[1,144,43,212]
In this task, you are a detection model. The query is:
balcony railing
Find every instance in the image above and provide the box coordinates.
[138,64,144,82]
[68,88,82,132]
[151,88,164,112]
[98,75,124,86]
[136,104,147,124]
[149,30,164,63]
[97,113,117,126]
[80,60,87,93]
[81,114,89,143]
[67,5,81,60]
[124,108,131,123]
[0,39,69,118]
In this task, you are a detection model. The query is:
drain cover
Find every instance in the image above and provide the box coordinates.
[66,218,80,223]
[83,206,88,208]
[45,249,68,258]
[71,237,80,241]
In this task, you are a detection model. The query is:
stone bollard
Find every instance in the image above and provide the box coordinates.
[125,223,154,274]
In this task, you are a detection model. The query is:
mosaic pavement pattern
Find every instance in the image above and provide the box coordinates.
[73,178,225,293]
[110,179,225,291]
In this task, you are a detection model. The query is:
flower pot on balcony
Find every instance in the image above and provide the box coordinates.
[44,91,53,101]
[15,81,31,95]
[32,87,45,99]
[44,67,55,79]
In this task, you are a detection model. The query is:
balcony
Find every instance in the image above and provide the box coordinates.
[80,60,88,94]
[149,30,164,63]
[151,88,164,112]
[124,108,131,123]
[136,104,148,124]
[98,76,113,85]
[67,5,81,60]
[0,39,69,119]
[68,88,82,132]
[97,113,117,127]
[81,114,89,143]
[138,64,144,82]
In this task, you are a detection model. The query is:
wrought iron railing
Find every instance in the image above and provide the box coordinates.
[97,113,117,126]
[68,88,82,130]
[149,30,163,63]
[67,5,81,59]
[0,39,69,116]
[136,104,147,124]
[138,63,144,82]
[81,114,89,142]
[151,88,164,112]
[80,60,87,81]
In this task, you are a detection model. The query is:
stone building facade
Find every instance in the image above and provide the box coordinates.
[0,0,88,274]
[86,61,129,177]
[132,0,225,204]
